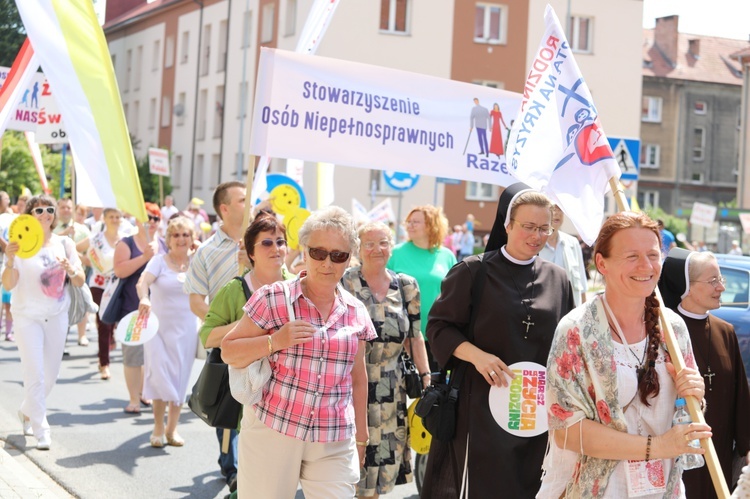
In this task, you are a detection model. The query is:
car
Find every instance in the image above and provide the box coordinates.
[712,253,750,383]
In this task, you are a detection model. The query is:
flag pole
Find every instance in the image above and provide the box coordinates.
[608,177,730,499]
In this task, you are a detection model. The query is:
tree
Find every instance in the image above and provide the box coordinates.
[0,130,66,200]
[0,0,25,68]
[136,152,172,204]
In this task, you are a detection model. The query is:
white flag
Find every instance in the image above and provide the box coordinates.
[506,5,621,245]
[352,198,368,225]
[368,198,395,224]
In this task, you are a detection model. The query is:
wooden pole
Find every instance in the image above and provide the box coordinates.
[159,176,164,207]
[608,178,730,499]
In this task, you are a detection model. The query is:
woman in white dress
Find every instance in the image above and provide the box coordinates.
[137,216,197,447]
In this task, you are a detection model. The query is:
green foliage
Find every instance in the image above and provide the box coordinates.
[0,0,25,67]
[136,153,172,204]
[1,131,74,201]
[644,206,688,246]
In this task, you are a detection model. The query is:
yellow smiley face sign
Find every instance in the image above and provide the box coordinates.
[9,214,44,259]
[270,184,302,216]
[284,207,310,250]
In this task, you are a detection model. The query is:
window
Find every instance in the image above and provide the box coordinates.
[473,80,504,89]
[134,46,142,91]
[466,181,496,201]
[161,96,171,128]
[197,89,207,140]
[124,49,132,92]
[380,0,408,34]
[217,20,228,72]
[210,154,221,189]
[261,3,275,44]
[180,31,190,64]
[640,143,660,168]
[152,40,161,71]
[285,0,297,36]
[692,127,705,161]
[172,155,182,188]
[214,85,224,138]
[111,54,117,73]
[641,96,662,123]
[241,10,253,48]
[568,16,593,53]
[131,100,140,135]
[637,190,659,210]
[237,81,248,118]
[474,4,507,45]
[176,92,186,126]
[195,154,204,189]
[694,101,707,115]
[369,170,398,195]
[148,98,156,129]
[164,36,174,68]
[123,103,129,123]
[691,172,704,183]
[720,267,749,309]
[201,24,211,76]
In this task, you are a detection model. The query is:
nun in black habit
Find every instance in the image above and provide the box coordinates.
[659,248,750,497]
[421,183,575,498]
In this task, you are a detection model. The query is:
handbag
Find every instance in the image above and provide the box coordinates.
[98,274,126,325]
[187,275,253,428]
[228,279,295,406]
[395,271,423,399]
[188,347,243,429]
[414,253,489,441]
[67,282,98,326]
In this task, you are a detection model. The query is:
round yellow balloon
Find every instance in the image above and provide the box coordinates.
[408,399,432,454]
[200,222,212,233]
[284,207,310,251]
[270,184,302,216]
[9,215,44,259]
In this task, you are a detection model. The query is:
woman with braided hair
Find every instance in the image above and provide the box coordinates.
[539,212,710,498]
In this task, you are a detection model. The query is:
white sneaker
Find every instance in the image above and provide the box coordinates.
[36,433,51,450]
[18,411,33,436]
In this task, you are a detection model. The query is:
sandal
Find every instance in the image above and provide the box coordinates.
[124,404,141,415]
[150,434,166,448]
[166,433,185,447]
[140,397,152,407]
[99,365,111,380]
[78,336,89,346]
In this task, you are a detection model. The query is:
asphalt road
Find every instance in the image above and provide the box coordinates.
[0,326,419,498]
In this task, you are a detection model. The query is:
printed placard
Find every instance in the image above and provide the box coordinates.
[115,310,159,345]
[488,361,548,437]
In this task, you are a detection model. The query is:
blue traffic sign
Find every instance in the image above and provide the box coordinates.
[607,137,640,181]
[383,171,420,191]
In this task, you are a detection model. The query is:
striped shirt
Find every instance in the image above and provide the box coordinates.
[244,273,377,443]
[183,226,239,301]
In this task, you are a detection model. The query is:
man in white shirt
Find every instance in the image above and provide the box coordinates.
[539,206,588,306]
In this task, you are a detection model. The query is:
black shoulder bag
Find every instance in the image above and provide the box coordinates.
[187,276,249,429]
[395,272,423,399]
[414,253,489,441]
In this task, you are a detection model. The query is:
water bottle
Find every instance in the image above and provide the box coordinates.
[671,398,704,470]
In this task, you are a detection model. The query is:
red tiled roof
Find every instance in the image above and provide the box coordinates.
[103,0,181,32]
[643,28,748,85]
[731,46,750,62]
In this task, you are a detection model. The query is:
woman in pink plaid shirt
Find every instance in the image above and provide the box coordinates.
[222,206,377,498]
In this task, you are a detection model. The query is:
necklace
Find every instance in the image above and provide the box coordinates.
[503,260,537,339]
[168,253,189,272]
[703,317,715,390]
[602,295,648,377]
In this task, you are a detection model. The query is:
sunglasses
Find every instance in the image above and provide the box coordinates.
[308,247,350,264]
[255,238,287,248]
[32,206,56,216]
[170,232,192,238]
[148,215,161,222]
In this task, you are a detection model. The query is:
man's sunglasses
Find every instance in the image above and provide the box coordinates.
[308,247,350,264]
[32,206,55,216]
[148,215,161,222]
[255,238,287,248]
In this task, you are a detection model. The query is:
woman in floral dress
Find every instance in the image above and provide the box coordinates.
[342,221,430,498]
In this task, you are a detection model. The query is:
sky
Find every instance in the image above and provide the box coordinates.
[643,0,750,40]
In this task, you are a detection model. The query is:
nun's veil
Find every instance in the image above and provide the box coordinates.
[484,182,533,252]
[657,247,694,310]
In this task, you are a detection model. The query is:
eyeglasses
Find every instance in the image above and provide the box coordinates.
[170,232,192,238]
[32,206,55,216]
[148,215,161,222]
[308,247,350,264]
[692,276,726,288]
[255,238,287,248]
[511,219,554,236]
[361,240,391,251]
[405,220,423,226]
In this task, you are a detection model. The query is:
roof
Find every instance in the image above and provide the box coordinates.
[731,46,750,63]
[103,0,182,33]
[642,28,748,85]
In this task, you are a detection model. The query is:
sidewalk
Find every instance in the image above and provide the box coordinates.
[0,440,73,499]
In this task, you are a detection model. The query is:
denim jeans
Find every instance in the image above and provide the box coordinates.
[216,427,239,481]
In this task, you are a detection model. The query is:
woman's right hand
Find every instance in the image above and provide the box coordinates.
[471,350,515,387]
[138,297,151,318]
[4,241,18,261]
[655,422,712,459]
[273,320,315,351]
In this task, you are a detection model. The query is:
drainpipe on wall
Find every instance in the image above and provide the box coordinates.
[236,0,250,181]
[188,0,204,198]
[738,56,750,208]
[218,0,231,186]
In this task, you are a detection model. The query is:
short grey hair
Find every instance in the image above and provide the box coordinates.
[357,221,393,244]
[298,206,359,253]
